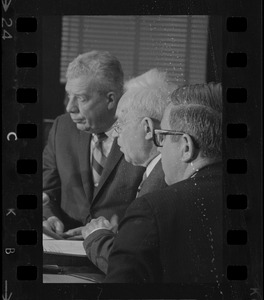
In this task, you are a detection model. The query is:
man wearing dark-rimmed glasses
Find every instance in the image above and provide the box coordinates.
[105,95,223,286]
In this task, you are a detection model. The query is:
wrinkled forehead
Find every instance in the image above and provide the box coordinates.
[65,75,98,94]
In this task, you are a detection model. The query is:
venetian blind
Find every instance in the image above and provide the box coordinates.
[60,15,208,85]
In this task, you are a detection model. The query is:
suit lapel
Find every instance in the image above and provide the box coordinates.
[138,160,164,197]
[78,131,93,200]
[93,138,123,200]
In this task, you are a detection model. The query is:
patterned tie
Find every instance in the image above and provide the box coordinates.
[92,133,107,187]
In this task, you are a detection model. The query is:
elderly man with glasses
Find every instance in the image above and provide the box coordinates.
[74,68,174,273]
[103,84,223,287]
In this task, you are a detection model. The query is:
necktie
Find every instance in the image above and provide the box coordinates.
[136,171,147,198]
[92,133,107,187]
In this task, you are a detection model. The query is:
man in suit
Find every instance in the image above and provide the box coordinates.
[74,69,174,273]
[104,87,223,283]
[42,50,145,234]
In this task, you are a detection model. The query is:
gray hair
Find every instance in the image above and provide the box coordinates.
[171,82,222,113]
[169,104,222,159]
[66,50,124,98]
[118,68,176,121]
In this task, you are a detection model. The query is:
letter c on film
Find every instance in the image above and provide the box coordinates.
[7,132,17,141]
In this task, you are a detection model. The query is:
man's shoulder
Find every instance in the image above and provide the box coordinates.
[141,165,222,208]
[53,113,83,135]
[55,113,74,127]
[142,184,179,204]
[123,179,199,224]
[49,113,93,147]
[139,179,186,201]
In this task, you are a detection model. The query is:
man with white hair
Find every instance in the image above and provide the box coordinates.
[42,50,145,234]
[76,69,174,273]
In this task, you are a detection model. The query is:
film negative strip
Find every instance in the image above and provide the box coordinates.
[2,0,262,299]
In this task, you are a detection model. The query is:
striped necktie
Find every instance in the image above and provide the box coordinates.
[92,133,107,187]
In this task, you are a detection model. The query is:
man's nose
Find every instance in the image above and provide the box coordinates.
[66,96,79,113]
[112,130,119,138]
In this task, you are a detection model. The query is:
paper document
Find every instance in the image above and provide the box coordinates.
[43,226,86,256]
[43,227,64,240]
[43,226,83,240]
[43,239,86,257]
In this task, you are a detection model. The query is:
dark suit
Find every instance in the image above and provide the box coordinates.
[105,162,223,283]
[83,160,167,273]
[43,113,145,231]
[138,160,167,197]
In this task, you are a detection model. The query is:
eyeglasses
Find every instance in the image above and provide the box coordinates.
[153,129,185,147]
[113,121,127,134]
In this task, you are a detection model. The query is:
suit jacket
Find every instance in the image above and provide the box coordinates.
[105,162,223,283]
[43,113,145,230]
[83,160,167,273]
[138,160,167,197]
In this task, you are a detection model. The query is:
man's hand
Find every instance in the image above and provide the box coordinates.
[63,227,84,240]
[82,215,118,239]
[43,216,64,235]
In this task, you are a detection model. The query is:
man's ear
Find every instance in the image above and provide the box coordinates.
[142,117,154,140]
[181,134,196,162]
[106,92,117,110]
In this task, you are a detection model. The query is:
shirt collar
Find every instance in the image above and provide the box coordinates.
[92,126,115,141]
[105,126,115,139]
[145,154,161,178]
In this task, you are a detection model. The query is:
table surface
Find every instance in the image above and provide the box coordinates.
[43,253,105,283]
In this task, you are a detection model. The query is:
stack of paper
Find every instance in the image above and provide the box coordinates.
[43,227,86,257]
[43,239,86,257]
